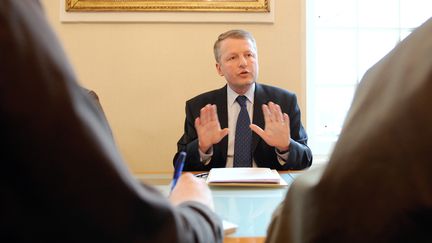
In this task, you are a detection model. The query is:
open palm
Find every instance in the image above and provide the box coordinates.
[195,104,229,152]
[250,102,291,151]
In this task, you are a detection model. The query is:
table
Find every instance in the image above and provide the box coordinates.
[136,171,300,242]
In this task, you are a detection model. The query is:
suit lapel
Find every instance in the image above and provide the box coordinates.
[252,83,266,153]
[216,85,228,129]
[215,85,228,164]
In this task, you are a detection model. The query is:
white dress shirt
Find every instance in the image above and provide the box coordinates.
[199,83,288,167]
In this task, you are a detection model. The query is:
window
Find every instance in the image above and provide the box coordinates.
[306,0,432,158]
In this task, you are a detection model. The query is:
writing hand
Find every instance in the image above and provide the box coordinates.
[169,173,214,210]
[195,104,229,153]
[250,102,291,151]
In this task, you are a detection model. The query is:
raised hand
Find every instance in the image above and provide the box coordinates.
[250,102,291,151]
[194,104,229,153]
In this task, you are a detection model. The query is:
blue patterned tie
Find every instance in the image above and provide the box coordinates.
[234,96,252,167]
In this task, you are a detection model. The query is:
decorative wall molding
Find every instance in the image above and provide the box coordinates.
[66,0,270,13]
[60,0,275,23]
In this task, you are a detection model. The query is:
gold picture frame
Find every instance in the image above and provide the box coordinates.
[66,0,270,12]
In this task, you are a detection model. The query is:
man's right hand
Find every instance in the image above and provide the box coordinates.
[194,104,229,153]
[169,173,214,210]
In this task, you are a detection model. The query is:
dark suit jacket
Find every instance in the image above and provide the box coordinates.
[266,18,432,243]
[175,83,313,171]
[0,1,222,242]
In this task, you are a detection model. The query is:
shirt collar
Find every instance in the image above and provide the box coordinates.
[227,83,255,106]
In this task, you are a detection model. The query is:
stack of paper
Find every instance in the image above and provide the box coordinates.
[206,168,288,187]
[222,220,238,235]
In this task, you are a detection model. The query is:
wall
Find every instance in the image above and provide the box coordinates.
[41,0,306,173]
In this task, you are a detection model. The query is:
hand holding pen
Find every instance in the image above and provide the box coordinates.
[171,152,186,191]
[169,152,215,210]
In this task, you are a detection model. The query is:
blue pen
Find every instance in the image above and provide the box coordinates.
[171,151,187,191]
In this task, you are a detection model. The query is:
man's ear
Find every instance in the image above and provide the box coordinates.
[215,63,224,76]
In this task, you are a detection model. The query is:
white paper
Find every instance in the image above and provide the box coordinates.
[206,168,281,184]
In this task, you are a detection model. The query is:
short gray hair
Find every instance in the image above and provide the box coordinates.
[213,29,257,62]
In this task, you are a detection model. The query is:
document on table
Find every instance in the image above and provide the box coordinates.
[223,220,238,235]
[206,168,288,187]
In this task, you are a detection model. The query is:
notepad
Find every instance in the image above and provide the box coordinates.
[206,168,288,187]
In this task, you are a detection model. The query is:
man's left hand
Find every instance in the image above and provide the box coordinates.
[250,102,291,151]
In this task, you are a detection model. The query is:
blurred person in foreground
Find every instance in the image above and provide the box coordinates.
[266,17,432,243]
[0,1,222,242]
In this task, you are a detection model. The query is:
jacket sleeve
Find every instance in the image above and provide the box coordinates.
[283,93,313,170]
[175,101,212,171]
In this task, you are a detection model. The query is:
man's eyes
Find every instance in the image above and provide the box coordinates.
[225,53,254,61]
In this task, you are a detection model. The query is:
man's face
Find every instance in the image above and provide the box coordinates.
[216,38,259,94]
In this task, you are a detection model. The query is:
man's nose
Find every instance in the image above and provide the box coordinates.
[238,56,247,67]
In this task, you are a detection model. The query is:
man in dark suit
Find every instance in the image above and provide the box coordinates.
[175,29,312,171]
[0,1,222,242]
[265,18,432,243]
